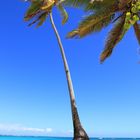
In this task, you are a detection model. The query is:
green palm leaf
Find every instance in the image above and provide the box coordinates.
[57,3,68,24]
[37,12,49,27]
[64,0,90,8]
[24,0,69,27]
[100,16,128,63]
[133,22,140,45]
[67,8,115,38]
[24,0,43,21]
[85,0,118,11]
[65,0,140,63]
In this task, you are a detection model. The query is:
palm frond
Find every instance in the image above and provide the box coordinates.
[37,12,49,27]
[24,0,43,21]
[64,0,90,8]
[28,12,48,27]
[24,0,56,27]
[57,3,68,24]
[67,7,116,38]
[85,0,118,11]
[100,15,128,63]
[133,22,140,45]
[118,0,132,10]
[64,0,118,12]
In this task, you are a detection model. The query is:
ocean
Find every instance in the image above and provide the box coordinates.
[0,137,140,140]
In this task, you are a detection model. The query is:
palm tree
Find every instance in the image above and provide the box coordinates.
[67,0,140,63]
[23,0,89,139]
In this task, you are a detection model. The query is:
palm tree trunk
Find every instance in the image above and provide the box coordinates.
[49,12,89,140]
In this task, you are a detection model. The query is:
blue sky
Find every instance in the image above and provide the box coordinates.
[0,0,140,138]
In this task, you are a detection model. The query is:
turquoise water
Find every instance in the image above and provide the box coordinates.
[0,137,140,140]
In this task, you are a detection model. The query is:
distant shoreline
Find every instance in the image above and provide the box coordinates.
[0,135,140,139]
[0,135,72,138]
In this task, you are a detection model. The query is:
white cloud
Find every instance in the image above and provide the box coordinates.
[0,123,53,135]
[46,128,52,133]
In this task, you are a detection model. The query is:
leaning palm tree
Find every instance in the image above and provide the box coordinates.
[67,0,140,62]
[23,0,89,139]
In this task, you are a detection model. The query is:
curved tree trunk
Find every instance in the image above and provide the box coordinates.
[49,12,89,140]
